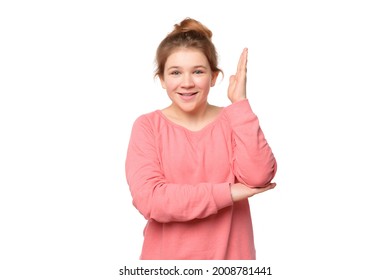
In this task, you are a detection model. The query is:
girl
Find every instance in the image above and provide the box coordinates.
[125,18,277,260]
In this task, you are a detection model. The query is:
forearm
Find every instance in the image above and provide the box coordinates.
[129,177,233,223]
[225,99,277,186]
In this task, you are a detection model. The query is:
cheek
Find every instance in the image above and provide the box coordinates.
[196,77,213,89]
[163,79,178,92]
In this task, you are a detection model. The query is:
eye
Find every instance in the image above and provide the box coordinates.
[170,70,180,75]
[194,70,204,74]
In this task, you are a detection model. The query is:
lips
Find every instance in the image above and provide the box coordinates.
[177,92,198,101]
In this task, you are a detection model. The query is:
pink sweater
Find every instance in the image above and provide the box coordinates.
[125,99,277,260]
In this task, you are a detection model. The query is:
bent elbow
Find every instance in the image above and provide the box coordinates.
[132,198,151,220]
[244,160,277,187]
[132,192,173,223]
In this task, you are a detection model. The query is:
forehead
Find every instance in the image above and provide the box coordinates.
[165,48,209,69]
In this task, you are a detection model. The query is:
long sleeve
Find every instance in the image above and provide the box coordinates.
[224,99,277,187]
[125,115,233,224]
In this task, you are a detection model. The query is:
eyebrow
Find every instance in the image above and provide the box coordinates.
[166,65,208,71]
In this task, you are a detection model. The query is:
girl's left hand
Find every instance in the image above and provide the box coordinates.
[228,48,248,103]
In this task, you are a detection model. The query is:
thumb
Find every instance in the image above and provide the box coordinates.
[229,75,235,83]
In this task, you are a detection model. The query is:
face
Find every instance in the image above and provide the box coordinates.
[160,48,218,115]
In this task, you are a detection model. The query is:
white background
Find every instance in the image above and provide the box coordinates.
[1,0,389,279]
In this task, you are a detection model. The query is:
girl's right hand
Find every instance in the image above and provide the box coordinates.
[230,182,276,202]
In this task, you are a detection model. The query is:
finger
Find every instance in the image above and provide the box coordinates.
[236,49,248,82]
[262,183,276,191]
[251,187,272,196]
[260,184,276,193]
[268,183,276,189]
[237,48,248,74]
[256,182,276,189]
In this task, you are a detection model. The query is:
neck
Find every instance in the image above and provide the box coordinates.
[174,101,210,121]
[163,102,216,131]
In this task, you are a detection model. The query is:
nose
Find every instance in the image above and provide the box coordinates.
[181,73,195,88]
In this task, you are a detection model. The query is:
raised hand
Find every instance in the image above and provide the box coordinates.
[228,48,248,103]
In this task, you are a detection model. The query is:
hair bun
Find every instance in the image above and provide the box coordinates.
[173,17,213,40]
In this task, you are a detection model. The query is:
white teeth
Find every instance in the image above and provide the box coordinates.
[180,93,196,96]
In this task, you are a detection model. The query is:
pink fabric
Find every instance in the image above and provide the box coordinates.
[125,99,277,259]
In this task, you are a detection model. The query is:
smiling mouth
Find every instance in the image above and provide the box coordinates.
[178,92,197,96]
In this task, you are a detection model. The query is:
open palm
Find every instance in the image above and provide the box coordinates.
[228,48,248,103]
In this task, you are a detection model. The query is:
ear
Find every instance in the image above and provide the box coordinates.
[159,75,167,89]
[210,72,219,87]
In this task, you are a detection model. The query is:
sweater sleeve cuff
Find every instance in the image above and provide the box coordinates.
[212,183,233,210]
[223,99,256,127]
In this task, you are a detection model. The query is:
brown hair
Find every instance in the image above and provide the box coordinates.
[154,18,223,78]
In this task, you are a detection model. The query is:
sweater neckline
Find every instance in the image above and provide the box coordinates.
[156,108,226,134]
